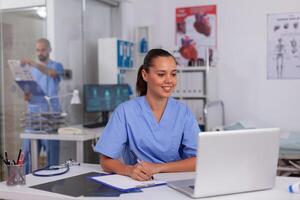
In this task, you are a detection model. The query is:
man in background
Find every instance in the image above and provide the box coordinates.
[22,38,64,173]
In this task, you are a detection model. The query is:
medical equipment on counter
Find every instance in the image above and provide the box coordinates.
[289,182,300,193]
[32,159,80,177]
[21,111,68,133]
[58,127,82,135]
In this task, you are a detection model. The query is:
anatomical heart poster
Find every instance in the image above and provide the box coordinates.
[175,5,217,66]
[267,12,300,79]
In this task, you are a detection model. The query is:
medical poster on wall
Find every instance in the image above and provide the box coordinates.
[175,5,217,66]
[267,12,300,79]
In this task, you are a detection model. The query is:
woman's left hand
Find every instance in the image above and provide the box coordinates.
[138,161,162,175]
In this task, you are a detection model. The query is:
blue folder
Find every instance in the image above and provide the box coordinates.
[16,80,45,96]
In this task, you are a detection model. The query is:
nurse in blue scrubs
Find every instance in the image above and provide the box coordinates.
[22,38,64,173]
[95,49,200,181]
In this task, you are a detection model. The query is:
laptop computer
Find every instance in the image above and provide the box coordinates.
[167,128,280,198]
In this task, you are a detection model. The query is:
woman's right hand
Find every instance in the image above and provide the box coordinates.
[126,164,153,181]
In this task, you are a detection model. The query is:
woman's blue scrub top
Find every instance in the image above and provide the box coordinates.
[95,96,200,165]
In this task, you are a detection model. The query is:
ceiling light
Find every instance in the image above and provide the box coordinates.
[36,7,46,18]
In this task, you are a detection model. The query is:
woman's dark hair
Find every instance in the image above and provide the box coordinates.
[136,48,176,96]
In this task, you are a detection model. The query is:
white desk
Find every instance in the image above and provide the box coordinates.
[0,163,300,200]
[20,127,103,171]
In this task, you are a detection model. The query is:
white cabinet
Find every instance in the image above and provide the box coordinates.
[98,38,134,84]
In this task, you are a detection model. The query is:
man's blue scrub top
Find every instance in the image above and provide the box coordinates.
[29,60,64,112]
[95,96,200,165]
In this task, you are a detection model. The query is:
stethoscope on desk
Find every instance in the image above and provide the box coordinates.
[32,159,80,177]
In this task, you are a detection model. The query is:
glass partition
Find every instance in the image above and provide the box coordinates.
[0,0,116,178]
[0,6,46,177]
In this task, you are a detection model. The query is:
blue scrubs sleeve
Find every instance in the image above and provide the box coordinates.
[95,105,128,159]
[53,62,64,81]
[181,107,200,158]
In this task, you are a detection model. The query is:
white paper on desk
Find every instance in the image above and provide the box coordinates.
[91,174,166,191]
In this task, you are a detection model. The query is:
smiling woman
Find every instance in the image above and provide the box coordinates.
[138,49,178,99]
[95,49,200,181]
[137,49,178,121]
[142,57,178,102]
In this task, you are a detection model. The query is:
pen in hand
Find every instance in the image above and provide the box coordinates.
[131,150,154,180]
[136,158,154,180]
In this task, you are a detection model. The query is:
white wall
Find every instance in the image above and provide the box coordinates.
[131,0,300,131]
[47,0,84,127]
[217,0,300,131]
[0,0,45,9]
[85,0,112,83]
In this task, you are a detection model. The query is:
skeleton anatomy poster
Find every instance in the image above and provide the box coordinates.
[267,12,300,79]
[175,5,217,66]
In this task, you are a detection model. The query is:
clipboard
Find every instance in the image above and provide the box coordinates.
[8,60,45,96]
[90,174,167,192]
[15,80,45,96]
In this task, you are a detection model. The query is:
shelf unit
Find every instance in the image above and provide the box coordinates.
[173,66,208,99]
[136,26,151,66]
[173,50,216,130]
